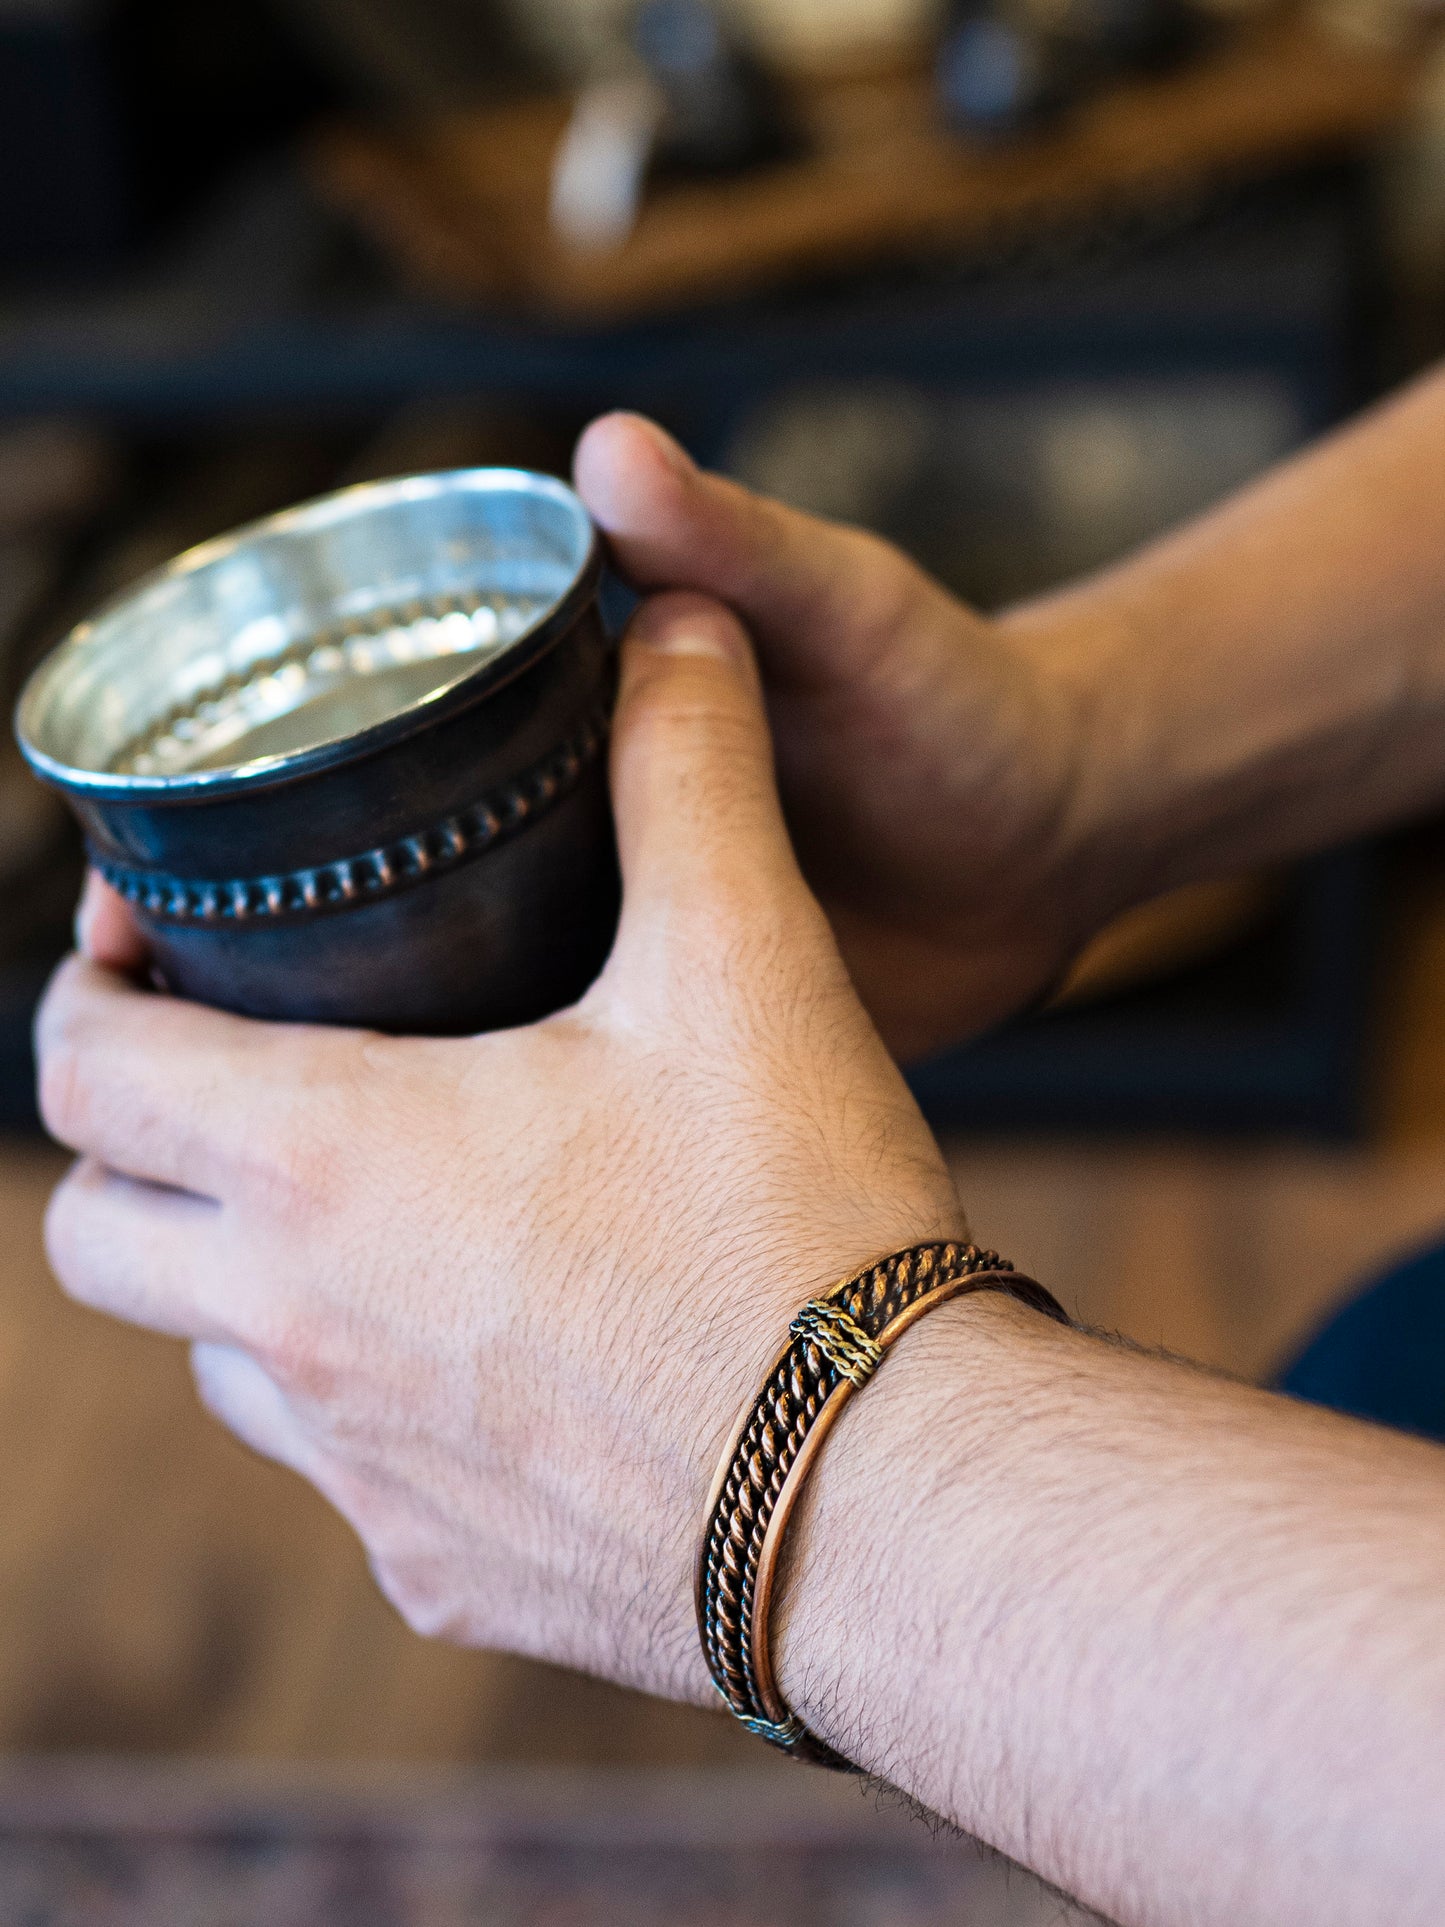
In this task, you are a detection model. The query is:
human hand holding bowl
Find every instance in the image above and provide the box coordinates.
[38,592,966,1701]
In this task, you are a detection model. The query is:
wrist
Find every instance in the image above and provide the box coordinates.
[766,1288,1052,1788]
[994,590,1168,918]
[676,1205,972,1686]
[694,1238,1062,1764]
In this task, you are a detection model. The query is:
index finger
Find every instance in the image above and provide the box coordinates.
[573,412,942,693]
[75,870,148,972]
[34,954,339,1200]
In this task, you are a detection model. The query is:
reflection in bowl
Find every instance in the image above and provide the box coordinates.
[16,469,619,1035]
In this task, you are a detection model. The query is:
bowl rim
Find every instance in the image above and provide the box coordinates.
[15,466,603,803]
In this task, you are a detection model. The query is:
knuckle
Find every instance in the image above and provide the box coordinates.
[42,1173,85,1292]
[36,1035,87,1148]
[369,1553,468,1643]
[323,1464,389,1542]
[43,1168,113,1309]
[284,1033,368,1167]
[247,1121,327,1222]
[237,1046,355,1221]
[246,1304,333,1402]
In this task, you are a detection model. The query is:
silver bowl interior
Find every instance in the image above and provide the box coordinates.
[17,468,595,792]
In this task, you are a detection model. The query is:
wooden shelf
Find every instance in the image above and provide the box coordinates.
[315,15,1422,321]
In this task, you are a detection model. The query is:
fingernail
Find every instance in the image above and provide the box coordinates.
[655,627,740,661]
[633,602,745,662]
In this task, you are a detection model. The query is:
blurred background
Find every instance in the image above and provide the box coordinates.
[3,0,1445,1917]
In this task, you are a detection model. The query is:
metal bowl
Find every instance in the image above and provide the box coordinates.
[16,469,619,1033]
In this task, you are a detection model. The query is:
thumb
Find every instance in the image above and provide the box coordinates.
[603,592,818,979]
[574,412,944,694]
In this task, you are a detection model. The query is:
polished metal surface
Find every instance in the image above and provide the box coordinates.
[12,467,617,1036]
[17,468,595,795]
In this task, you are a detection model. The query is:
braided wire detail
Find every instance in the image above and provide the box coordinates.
[698,1241,1025,1770]
[737,1712,806,1746]
[790,1300,883,1388]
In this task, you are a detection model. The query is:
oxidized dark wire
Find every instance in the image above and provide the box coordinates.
[697,1240,1071,1771]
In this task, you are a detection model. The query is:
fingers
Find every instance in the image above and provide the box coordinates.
[604,593,827,980]
[35,954,325,1198]
[574,413,942,693]
[191,1342,314,1476]
[45,1157,229,1341]
[75,871,148,972]
[48,1162,319,1470]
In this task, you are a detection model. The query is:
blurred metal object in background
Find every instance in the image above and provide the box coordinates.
[937,0,1203,141]
[317,12,1418,319]
[550,3,801,251]
[550,70,667,248]
[632,0,799,176]
[937,4,1074,134]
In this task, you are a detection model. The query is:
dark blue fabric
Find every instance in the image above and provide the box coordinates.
[1275,1240,1445,1444]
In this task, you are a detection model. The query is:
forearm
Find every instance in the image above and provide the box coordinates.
[775,1294,1445,1927]
[1004,362,1445,899]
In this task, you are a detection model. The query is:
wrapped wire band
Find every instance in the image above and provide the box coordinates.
[696,1240,1070,1771]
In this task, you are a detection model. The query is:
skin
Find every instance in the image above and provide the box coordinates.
[41,371,1445,1926]
[573,372,1445,1055]
[46,600,969,1699]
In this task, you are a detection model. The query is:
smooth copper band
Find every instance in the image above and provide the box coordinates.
[695,1241,1070,1771]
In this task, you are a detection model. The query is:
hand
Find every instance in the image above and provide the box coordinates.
[575,415,1126,1060]
[37,593,966,1701]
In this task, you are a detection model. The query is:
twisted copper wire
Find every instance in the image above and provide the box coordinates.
[696,1241,1070,1770]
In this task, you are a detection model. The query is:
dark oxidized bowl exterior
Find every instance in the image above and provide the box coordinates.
[18,478,619,1035]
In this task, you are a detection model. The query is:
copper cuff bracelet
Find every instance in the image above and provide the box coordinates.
[696,1240,1071,1771]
